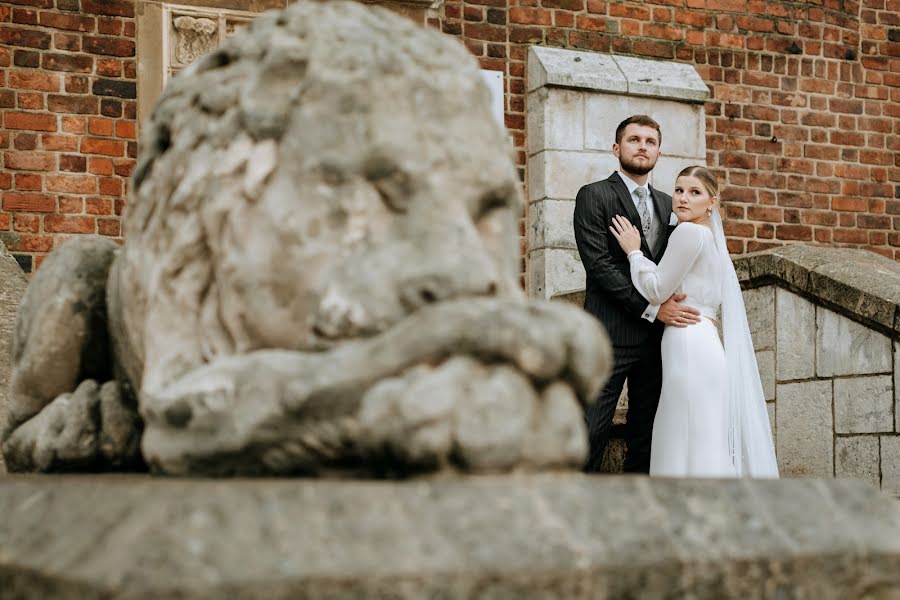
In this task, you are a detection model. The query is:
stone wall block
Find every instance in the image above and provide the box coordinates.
[881,436,900,496]
[527,151,618,203]
[525,89,546,158]
[527,249,545,299]
[526,150,547,203]
[743,285,775,351]
[528,248,585,299]
[528,199,575,251]
[776,289,815,381]
[776,380,833,477]
[757,350,775,401]
[648,157,705,197]
[528,248,585,300]
[835,436,880,488]
[583,93,705,159]
[834,375,893,434]
[526,88,584,156]
[816,307,891,377]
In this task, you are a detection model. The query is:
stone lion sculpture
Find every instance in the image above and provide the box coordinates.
[1,0,611,476]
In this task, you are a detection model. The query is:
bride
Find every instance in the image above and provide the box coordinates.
[609,166,778,478]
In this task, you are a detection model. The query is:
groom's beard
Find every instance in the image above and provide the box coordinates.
[620,155,657,176]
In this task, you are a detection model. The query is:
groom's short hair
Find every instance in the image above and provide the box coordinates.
[615,115,662,146]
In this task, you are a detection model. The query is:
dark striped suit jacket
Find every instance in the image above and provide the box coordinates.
[573,172,675,348]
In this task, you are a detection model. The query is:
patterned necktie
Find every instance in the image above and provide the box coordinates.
[635,187,651,237]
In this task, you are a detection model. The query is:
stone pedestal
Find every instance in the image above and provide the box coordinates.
[1,475,899,598]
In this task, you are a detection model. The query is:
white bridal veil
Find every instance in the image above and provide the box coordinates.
[709,210,780,478]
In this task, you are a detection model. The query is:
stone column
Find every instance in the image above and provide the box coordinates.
[526,47,709,299]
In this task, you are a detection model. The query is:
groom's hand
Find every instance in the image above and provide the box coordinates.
[657,294,701,327]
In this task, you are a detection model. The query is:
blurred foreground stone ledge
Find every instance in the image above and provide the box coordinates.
[1,474,899,599]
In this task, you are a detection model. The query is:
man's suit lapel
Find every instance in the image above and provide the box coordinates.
[607,174,653,257]
[649,184,671,259]
[650,184,670,227]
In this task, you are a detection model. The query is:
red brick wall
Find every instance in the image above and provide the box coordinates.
[430,0,900,260]
[0,0,136,272]
[1,0,897,273]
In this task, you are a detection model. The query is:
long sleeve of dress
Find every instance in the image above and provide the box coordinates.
[627,222,706,305]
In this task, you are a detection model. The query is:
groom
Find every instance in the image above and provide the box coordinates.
[573,115,700,473]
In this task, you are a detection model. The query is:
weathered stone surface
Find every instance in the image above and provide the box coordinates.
[528,198,575,251]
[2,236,124,471]
[527,46,625,94]
[834,375,893,434]
[583,93,706,159]
[646,156,704,197]
[2,1,612,477]
[613,54,711,103]
[735,245,900,337]
[1,475,899,599]
[816,307,892,377]
[883,436,900,496]
[776,380,832,477]
[743,285,775,351]
[551,288,586,308]
[528,248,585,300]
[0,240,28,475]
[775,289,815,381]
[526,87,584,156]
[527,46,710,103]
[527,149,617,203]
[757,350,775,401]
[835,435,880,488]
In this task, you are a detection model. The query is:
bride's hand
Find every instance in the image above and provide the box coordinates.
[609,215,642,254]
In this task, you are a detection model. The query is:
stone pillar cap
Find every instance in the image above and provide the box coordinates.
[527,46,710,103]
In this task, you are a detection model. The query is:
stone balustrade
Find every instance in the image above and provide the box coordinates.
[554,245,900,493]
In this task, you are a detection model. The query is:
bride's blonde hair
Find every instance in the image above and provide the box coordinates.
[677,165,719,199]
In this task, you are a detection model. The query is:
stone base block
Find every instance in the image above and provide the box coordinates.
[2,475,900,598]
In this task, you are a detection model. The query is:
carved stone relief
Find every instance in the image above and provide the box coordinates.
[165,5,255,82]
[172,16,217,66]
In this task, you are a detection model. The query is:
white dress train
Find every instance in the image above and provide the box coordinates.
[627,222,737,477]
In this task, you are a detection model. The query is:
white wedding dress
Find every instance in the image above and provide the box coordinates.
[627,222,737,477]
